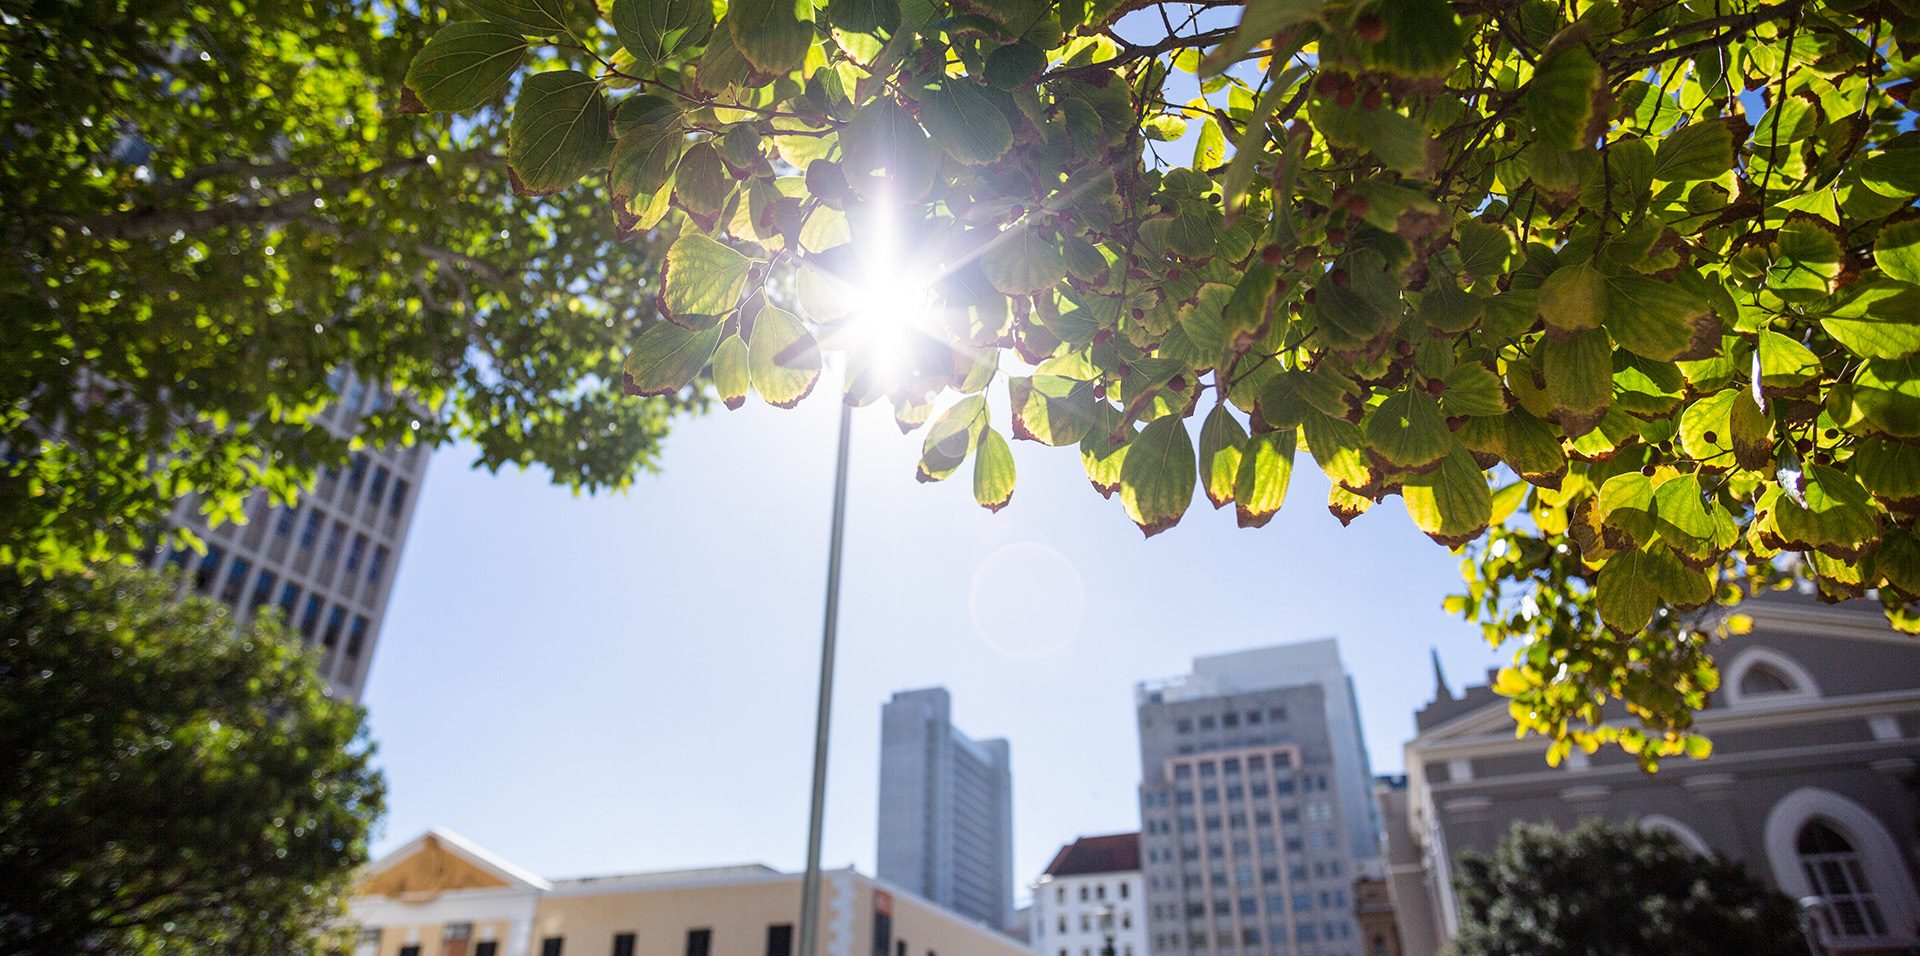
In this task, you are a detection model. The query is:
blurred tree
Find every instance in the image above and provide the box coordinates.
[0,564,385,953]
[0,0,696,575]
[1453,819,1807,956]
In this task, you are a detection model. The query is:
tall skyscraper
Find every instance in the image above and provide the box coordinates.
[877,687,1016,930]
[147,371,429,701]
[1135,639,1380,956]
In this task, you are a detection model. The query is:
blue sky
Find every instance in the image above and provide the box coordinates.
[362,390,1506,895]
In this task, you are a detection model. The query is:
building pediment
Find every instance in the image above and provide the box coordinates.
[355,829,548,902]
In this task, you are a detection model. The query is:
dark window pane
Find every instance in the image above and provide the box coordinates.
[766,924,794,956]
[219,557,251,604]
[476,944,499,956]
[368,465,391,504]
[322,606,346,647]
[194,546,225,593]
[542,938,564,956]
[346,616,370,659]
[613,932,636,956]
[685,929,712,956]
[249,571,278,612]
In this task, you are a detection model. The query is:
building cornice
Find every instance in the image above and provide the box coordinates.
[1426,737,1920,799]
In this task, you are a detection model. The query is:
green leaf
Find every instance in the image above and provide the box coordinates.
[920,395,988,482]
[1304,411,1373,490]
[1010,365,1098,446]
[612,0,715,64]
[1233,429,1296,529]
[1401,444,1492,547]
[1359,0,1466,77]
[1456,220,1512,281]
[981,225,1066,295]
[1365,387,1452,469]
[1769,219,1843,300]
[839,99,935,199]
[832,0,900,34]
[1822,283,1920,360]
[609,124,685,213]
[1770,463,1881,559]
[673,140,731,217]
[1650,119,1734,181]
[1728,388,1772,471]
[1652,471,1713,545]
[1757,328,1821,388]
[1540,327,1613,435]
[1524,45,1600,152]
[729,0,812,75]
[1605,275,1713,362]
[1080,404,1130,498]
[748,305,822,408]
[1119,414,1197,537]
[712,333,750,409]
[405,21,527,112]
[461,0,571,36]
[920,80,1014,165]
[1441,364,1509,417]
[1536,260,1605,332]
[1194,117,1226,168]
[973,427,1016,511]
[622,321,723,397]
[1198,404,1248,508]
[508,70,610,195]
[663,233,753,318]
[1596,549,1661,634]
[1677,389,1737,463]
[1876,220,1920,285]
[985,41,1047,89]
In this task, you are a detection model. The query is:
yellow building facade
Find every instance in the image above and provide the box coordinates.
[348,829,1031,956]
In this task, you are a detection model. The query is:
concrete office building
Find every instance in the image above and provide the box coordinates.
[148,370,428,700]
[349,829,1031,956]
[1136,640,1380,956]
[1387,588,1920,956]
[1030,833,1148,956]
[878,688,1017,931]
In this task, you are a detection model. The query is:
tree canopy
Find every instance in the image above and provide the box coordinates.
[1452,819,1807,956]
[0,565,385,953]
[1,0,697,577]
[405,0,1920,763]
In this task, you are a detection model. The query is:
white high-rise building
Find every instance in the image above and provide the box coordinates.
[878,686,1017,930]
[1134,639,1381,956]
[148,371,428,700]
[1030,833,1149,956]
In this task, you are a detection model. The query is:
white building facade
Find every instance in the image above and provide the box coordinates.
[1031,834,1149,956]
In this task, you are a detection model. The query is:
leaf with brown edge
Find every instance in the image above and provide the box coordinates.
[1120,413,1197,538]
[711,333,749,409]
[1234,429,1295,528]
[1401,443,1491,548]
[1535,260,1606,332]
[1328,485,1372,526]
[747,305,820,408]
[918,394,987,482]
[1079,403,1130,498]
[1303,410,1373,492]
[1540,327,1612,436]
[663,232,753,319]
[1771,463,1883,560]
[1728,389,1772,472]
[1198,404,1248,508]
[1364,387,1452,470]
[1595,549,1662,635]
[1605,276,1715,362]
[973,426,1016,512]
[622,320,722,397]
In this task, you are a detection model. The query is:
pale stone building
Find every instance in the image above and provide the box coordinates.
[1029,833,1148,956]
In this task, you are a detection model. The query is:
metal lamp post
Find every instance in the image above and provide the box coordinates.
[796,397,854,956]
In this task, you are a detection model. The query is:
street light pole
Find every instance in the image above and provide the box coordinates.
[797,397,855,956]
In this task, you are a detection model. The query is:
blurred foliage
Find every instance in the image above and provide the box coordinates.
[410,0,1919,762]
[0,564,384,953]
[1453,818,1807,956]
[0,0,699,576]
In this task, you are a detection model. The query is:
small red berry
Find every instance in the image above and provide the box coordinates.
[1362,88,1383,111]
[1332,268,1350,287]
[1327,227,1348,245]
[1703,431,1719,444]
[1346,194,1369,216]
[1093,329,1114,346]
[1261,244,1286,266]
[1094,383,1108,399]
[1356,13,1387,42]
[1337,88,1357,108]
[1425,378,1446,397]
[1169,375,1188,392]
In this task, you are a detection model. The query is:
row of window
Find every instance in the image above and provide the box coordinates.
[1146,858,1346,894]
[1052,880,1132,904]
[1173,707,1287,735]
[276,499,395,585]
[1171,753,1293,779]
[1057,947,1135,956]
[1151,918,1355,950]
[391,927,957,956]
[1052,909,1134,933]
[1154,887,1349,921]
[324,450,412,519]
[176,545,371,663]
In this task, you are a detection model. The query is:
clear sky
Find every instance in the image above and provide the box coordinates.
[361,387,1507,897]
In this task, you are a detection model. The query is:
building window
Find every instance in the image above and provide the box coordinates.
[1119,881,1130,899]
[346,453,369,497]
[389,478,412,516]
[1059,916,1067,933]
[194,546,226,593]
[346,533,369,573]
[765,923,793,956]
[298,595,323,640]
[368,465,391,505]
[1741,663,1795,696]
[685,929,712,956]
[1081,885,1090,902]
[541,939,564,956]
[1199,715,1216,731]
[300,509,324,549]
[613,932,636,956]
[367,544,390,585]
[219,558,251,604]
[399,947,420,956]
[276,506,298,537]
[249,570,278,612]
[322,606,346,648]
[1097,883,1106,900]
[1799,820,1889,939]
[277,582,301,617]
[1057,886,1065,904]
[477,944,499,956]
[346,615,370,660]
[323,520,347,564]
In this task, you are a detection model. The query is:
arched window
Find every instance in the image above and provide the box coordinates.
[1798,820,1890,940]
[1724,648,1818,707]
[1739,662,1794,695]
